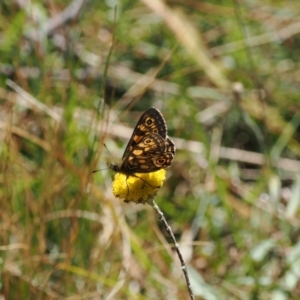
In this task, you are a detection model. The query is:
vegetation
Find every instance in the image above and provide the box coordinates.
[1,0,300,299]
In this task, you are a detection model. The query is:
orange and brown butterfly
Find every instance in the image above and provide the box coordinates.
[110,107,175,203]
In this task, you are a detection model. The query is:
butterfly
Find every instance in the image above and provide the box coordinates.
[109,107,175,175]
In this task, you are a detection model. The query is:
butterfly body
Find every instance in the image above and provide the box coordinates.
[110,108,175,175]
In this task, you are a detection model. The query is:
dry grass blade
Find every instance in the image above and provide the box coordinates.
[141,0,229,88]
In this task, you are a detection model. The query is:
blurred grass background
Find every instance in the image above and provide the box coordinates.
[1,0,300,299]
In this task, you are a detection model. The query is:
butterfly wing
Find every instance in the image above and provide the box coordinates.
[122,108,167,159]
[165,137,176,156]
[120,133,174,173]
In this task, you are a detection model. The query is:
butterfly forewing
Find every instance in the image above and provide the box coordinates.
[122,108,167,159]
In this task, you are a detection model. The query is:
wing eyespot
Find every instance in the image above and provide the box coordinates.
[146,118,153,126]
[157,159,166,164]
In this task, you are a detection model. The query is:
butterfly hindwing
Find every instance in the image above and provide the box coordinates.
[121,133,167,172]
[165,138,175,156]
[110,107,175,174]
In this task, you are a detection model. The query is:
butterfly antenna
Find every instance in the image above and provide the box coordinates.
[92,168,110,173]
[92,143,116,173]
[103,143,118,165]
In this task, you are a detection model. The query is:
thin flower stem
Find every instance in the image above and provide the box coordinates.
[148,199,195,300]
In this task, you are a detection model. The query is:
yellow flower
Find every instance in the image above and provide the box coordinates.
[112,169,166,203]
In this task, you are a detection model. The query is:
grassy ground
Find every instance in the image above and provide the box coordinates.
[1,1,300,299]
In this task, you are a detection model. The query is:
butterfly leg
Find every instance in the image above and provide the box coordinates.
[133,175,160,189]
[123,174,160,203]
[125,175,130,202]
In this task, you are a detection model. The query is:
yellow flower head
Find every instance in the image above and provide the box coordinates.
[112,169,166,203]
